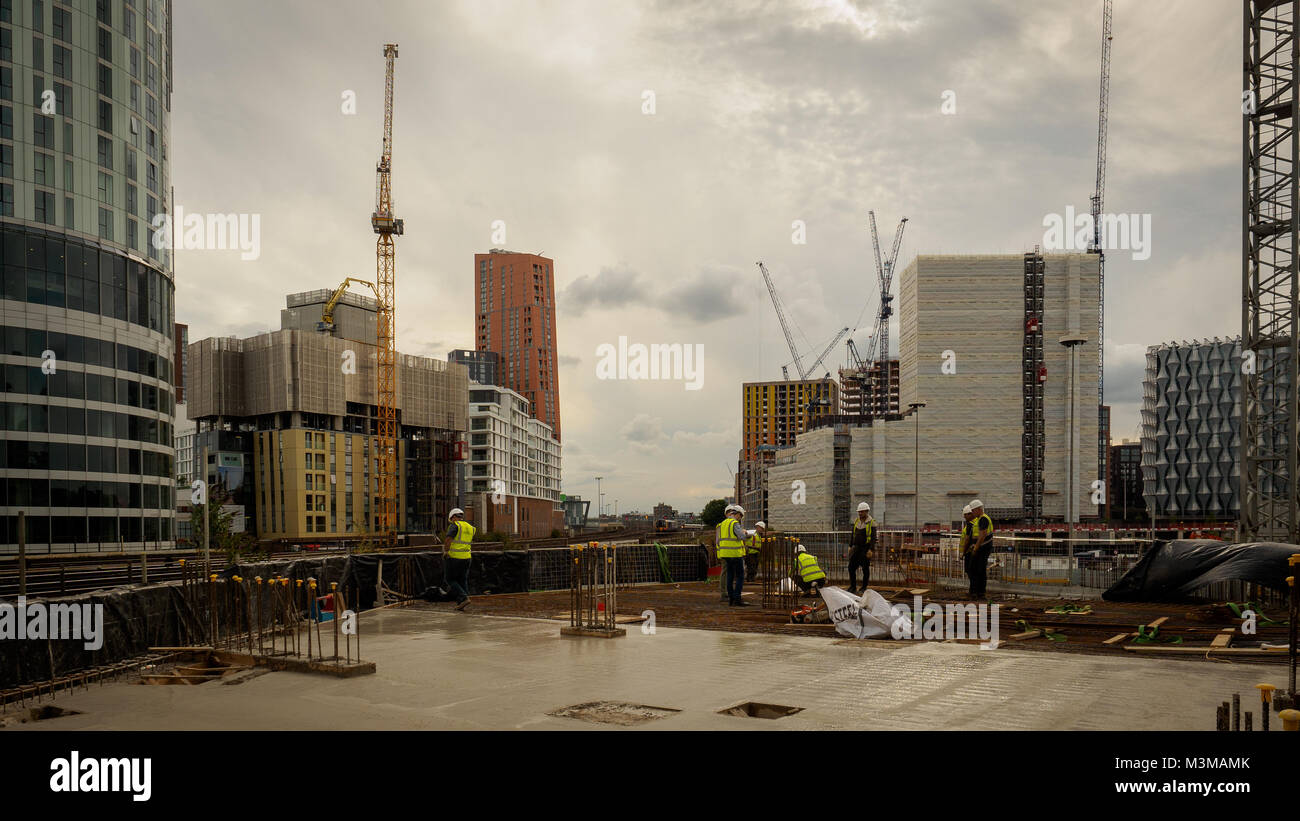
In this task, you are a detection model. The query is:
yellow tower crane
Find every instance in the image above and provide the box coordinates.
[371,44,403,546]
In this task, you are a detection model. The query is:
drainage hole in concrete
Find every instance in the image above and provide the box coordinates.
[28,705,83,722]
[718,701,803,719]
[548,701,681,726]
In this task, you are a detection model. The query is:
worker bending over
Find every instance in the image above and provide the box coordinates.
[963,499,994,599]
[792,544,827,597]
[443,508,474,611]
[716,504,754,606]
[847,501,876,594]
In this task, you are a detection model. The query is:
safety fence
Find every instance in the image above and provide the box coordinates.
[770,531,1158,598]
[523,542,709,592]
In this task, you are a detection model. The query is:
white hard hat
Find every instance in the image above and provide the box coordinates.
[724,503,737,514]
[969,499,984,510]
[857,502,870,512]
[448,508,464,520]
[795,545,806,554]
[962,504,972,515]
[755,521,766,529]
[731,504,746,515]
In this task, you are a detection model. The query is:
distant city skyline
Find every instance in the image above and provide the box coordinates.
[171,0,1238,511]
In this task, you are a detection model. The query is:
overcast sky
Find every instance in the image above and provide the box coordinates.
[170,0,1238,514]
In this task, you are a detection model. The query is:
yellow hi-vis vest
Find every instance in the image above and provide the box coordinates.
[796,551,826,583]
[745,533,761,555]
[716,518,746,558]
[449,520,475,559]
[959,520,974,555]
[853,516,874,542]
[968,514,992,553]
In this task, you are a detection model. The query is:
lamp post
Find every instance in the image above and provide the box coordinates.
[1059,334,1088,585]
[908,401,926,548]
[595,476,603,521]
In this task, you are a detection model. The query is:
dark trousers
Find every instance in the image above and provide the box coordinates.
[445,556,471,603]
[848,549,871,591]
[724,557,745,603]
[965,548,990,598]
[745,553,758,581]
[792,575,825,596]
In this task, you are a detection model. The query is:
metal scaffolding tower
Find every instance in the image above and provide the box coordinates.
[1243,0,1300,542]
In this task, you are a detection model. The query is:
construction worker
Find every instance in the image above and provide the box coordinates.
[443,508,474,611]
[847,501,876,595]
[745,520,766,582]
[965,499,994,599]
[716,504,751,606]
[792,544,827,596]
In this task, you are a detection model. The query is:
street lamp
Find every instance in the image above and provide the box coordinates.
[1058,333,1088,585]
[908,401,926,548]
[595,476,603,521]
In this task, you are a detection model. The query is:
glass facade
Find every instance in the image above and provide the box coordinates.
[1,0,174,552]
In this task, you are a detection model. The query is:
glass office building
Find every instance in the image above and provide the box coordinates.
[1,0,175,552]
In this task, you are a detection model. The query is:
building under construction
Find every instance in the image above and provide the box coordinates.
[736,377,838,521]
[187,290,468,543]
[839,358,900,419]
[767,253,1100,530]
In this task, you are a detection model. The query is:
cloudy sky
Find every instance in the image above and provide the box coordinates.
[171,0,1237,514]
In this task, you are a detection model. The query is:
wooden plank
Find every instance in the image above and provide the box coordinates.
[1123,645,1286,655]
[1103,632,1134,645]
[1145,617,1169,629]
[1010,629,1044,640]
[1210,628,1235,648]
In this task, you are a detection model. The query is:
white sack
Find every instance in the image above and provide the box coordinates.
[818,586,910,639]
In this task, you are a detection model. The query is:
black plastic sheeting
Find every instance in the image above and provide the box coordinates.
[1103,539,1298,602]
[0,585,206,691]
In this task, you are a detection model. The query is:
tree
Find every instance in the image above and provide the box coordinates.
[191,485,260,563]
[701,498,728,528]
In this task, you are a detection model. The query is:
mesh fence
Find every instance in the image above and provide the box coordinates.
[526,543,708,592]
[779,530,1164,598]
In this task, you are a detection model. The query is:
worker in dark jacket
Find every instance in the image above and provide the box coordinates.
[964,499,994,599]
[847,501,876,594]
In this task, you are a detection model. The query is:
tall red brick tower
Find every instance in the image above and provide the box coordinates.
[474,250,561,440]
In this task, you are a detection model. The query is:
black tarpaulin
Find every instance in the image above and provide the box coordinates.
[1102,539,1298,602]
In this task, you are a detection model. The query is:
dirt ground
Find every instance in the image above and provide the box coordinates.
[462,581,1294,663]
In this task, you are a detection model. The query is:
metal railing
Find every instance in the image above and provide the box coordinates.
[775,530,1158,598]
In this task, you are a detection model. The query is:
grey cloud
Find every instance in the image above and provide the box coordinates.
[559,266,648,317]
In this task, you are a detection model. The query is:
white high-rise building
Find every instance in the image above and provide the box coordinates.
[465,383,561,538]
[768,253,1100,530]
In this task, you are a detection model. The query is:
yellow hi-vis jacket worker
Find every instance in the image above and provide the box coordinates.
[448,519,476,559]
[716,518,747,558]
[796,550,826,583]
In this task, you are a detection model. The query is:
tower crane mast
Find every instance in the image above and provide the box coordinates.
[372,44,403,545]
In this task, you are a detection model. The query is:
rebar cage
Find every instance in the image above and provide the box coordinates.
[569,542,618,633]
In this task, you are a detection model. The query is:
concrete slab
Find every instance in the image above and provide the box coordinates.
[2,605,1283,731]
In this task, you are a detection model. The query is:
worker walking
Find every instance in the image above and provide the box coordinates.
[792,544,827,597]
[964,499,994,599]
[847,502,876,594]
[443,508,475,611]
[745,520,766,582]
[716,504,752,606]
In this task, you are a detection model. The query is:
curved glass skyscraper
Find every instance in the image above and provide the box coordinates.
[1,0,174,552]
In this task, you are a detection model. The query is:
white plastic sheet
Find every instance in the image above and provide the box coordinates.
[818,586,910,639]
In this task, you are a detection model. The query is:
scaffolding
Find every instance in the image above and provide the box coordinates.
[1243,0,1300,542]
[1022,250,1046,523]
